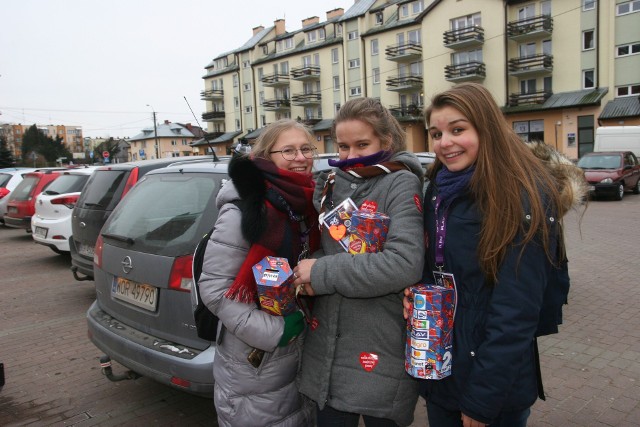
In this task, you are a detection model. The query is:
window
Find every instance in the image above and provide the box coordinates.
[333,76,340,91]
[513,120,544,142]
[235,120,241,131]
[617,0,640,15]
[234,97,239,108]
[400,4,409,18]
[259,91,265,104]
[348,30,359,40]
[349,86,362,97]
[617,42,640,57]
[319,28,325,40]
[336,23,343,36]
[307,31,317,43]
[451,12,481,30]
[245,106,253,113]
[582,30,594,50]
[334,103,341,113]
[583,69,595,89]
[371,39,379,55]
[542,39,552,55]
[182,140,189,145]
[331,48,339,63]
[375,12,383,25]
[541,0,551,16]
[452,49,483,65]
[261,115,267,126]
[520,78,537,94]
[171,140,177,146]
[412,0,424,14]
[243,60,250,68]
[372,68,380,84]
[233,74,239,87]
[583,0,596,10]
[616,84,640,97]
[243,83,251,92]
[348,58,361,68]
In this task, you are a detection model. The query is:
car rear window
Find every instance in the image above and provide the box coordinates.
[76,169,129,211]
[102,173,222,256]
[9,176,39,201]
[0,173,11,188]
[42,174,90,195]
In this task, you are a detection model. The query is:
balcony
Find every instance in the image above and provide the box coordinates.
[388,104,424,121]
[385,42,422,62]
[291,93,322,106]
[445,61,486,82]
[443,26,485,49]
[202,111,225,121]
[508,54,553,77]
[299,115,323,126]
[261,73,290,87]
[262,98,291,111]
[290,65,320,81]
[200,89,224,100]
[508,90,552,107]
[507,15,553,41]
[386,75,423,92]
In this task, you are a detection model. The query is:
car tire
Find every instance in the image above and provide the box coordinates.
[633,179,640,195]
[614,183,624,201]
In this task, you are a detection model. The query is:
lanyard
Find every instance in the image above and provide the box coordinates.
[434,195,447,271]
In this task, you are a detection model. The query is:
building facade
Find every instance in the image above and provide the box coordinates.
[198,0,640,160]
[127,120,204,161]
[0,123,84,160]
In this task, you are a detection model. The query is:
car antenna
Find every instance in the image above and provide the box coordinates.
[183,96,219,162]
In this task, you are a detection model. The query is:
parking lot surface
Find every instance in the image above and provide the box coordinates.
[1,194,639,426]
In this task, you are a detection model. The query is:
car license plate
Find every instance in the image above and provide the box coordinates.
[8,206,17,214]
[78,243,95,257]
[113,277,158,311]
[34,226,48,238]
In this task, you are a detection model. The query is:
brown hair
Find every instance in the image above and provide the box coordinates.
[331,97,406,153]
[250,119,315,160]
[425,83,562,284]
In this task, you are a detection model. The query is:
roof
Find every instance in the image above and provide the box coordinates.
[503,88,609,114]
[127,122,197,142]
[244,127,265,139]
[208,26,274,65]
[339,0,377,21]
[312,119,334,132]
[599,96,640,120]
[211,130,242,144]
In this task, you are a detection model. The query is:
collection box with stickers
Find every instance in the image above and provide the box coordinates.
[252,256,297,316]
[405,284,454,380]
[347,210,390,254]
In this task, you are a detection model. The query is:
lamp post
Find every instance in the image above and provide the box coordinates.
[146,104,159,159]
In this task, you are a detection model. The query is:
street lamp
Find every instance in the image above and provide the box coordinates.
[146,104,159,159]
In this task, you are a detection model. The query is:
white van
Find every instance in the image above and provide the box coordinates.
[594,126,640,157]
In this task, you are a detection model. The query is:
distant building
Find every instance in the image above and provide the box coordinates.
[127,120,204,161]
[0,123,83,159]
[199,0,640,160]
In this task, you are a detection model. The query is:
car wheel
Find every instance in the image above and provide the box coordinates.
[614,183,624,201]
[634,179,640,195]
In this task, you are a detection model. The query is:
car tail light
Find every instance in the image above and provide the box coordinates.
[168,255,193,292]
[0,188,9,199]
[121,167,139,199]
[94,235,104,269]
[51,194,80,209]
[170,376,190,388]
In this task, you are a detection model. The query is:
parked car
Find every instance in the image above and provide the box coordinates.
[577,151,640,200]
[3,169,65,230]
[86,159,229,395]
[69,156,214,281]
[0,168,37,224]
[31,166,98,254]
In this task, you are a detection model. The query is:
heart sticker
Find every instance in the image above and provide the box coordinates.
[359,352,379,372]
[329,224,347,240]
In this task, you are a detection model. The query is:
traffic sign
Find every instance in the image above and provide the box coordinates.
[103,151,110,158]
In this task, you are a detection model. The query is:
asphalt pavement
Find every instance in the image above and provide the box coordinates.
[1,193,639,427]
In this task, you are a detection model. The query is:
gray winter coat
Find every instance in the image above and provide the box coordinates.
[298,151,425,426]
[199,181,315,427]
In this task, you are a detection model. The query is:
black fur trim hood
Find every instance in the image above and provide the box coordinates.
[227,155,267,243]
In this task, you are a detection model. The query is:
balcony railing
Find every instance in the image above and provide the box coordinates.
[386,75,423,92]
[261,73,290,86]
[508,90,552,107]
[508,54,553,77]
[290,65,321,80]
[388,104,424,121]
[385,42,422,61]
[443,26,485,49]
[262,98,291,111]
[299,115,323,126]
[445,61,486,82]
[202,111,225,121]
[200,89,224,100]
[291,93,322,106]
[507,15,553,41]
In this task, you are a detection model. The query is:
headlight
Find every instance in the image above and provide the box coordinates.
[600,178,613,184]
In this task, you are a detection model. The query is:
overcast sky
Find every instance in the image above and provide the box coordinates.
[0,0,354,139]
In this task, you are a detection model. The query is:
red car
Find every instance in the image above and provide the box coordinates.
[577,151,640,201]
[3,169,64,230]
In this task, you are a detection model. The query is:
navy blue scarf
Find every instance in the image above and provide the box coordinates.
[435,166,475,207]
[328,150,392,170]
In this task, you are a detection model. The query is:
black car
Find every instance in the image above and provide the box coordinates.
[69,156,217,280]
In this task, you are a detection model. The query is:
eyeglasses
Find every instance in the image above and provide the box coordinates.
[269,145,317,161]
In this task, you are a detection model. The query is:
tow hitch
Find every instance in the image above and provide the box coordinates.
[99,356,141,382]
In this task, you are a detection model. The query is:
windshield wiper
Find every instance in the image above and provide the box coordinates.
[101,233,134,244]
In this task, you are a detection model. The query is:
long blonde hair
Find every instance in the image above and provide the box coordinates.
[425,83,563,284]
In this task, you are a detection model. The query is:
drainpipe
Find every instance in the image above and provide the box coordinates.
[504,1,510,107]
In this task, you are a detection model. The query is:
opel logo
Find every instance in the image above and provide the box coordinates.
[122,256,133,274]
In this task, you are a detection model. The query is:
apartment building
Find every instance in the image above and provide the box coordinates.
[0,123,84,159]
[199,0,640,159]
[127,120,204,161]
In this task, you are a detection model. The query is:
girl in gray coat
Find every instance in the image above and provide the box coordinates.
[199,119,320,427]
[293,98,425,427]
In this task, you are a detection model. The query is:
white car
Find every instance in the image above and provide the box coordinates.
[31,166,97,253]
[0,168,38,224]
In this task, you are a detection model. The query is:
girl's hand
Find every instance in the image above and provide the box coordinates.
[462,413,487,427]
[403,287,413,319]
[293,259,316,296]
